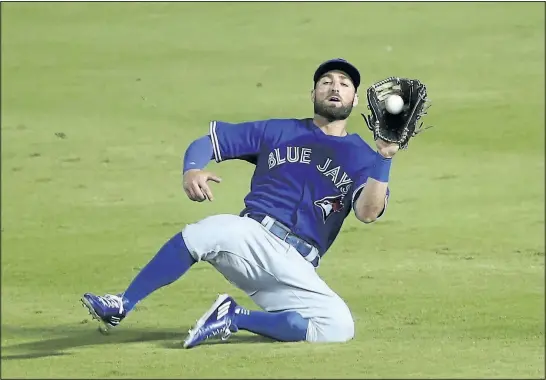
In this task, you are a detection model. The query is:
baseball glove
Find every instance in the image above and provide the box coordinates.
[361,77,432,149]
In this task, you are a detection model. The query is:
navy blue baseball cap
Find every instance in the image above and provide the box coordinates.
[313,58,361,89]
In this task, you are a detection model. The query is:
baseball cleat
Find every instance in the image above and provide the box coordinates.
[81,293,126,334]
[183,293,239,349]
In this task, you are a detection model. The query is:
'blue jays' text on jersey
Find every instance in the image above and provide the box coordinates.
[208,118,390,256]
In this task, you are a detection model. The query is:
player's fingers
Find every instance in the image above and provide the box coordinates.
[185,185,198,201]
[191,183,206,202]
[184,187,193,200]
[206,174,222,183]
[200,182,214,202]
[182,182,194,198]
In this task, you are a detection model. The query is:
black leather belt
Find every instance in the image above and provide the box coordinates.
[246,213,320,268]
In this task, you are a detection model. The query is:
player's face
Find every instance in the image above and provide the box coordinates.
[312,70,358,121]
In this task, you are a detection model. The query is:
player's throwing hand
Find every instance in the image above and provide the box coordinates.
[183,169,222,202]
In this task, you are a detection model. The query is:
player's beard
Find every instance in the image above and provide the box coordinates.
[314,99,353,121]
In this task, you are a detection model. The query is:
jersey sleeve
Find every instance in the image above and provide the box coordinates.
[209,119,268,162]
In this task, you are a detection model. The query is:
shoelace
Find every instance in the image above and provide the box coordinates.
[98,294,123,312]
[205,325,231,341]
[221,326,232,341]
[189,322,232,343]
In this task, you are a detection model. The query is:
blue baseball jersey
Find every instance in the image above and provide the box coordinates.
[208,118,389,256]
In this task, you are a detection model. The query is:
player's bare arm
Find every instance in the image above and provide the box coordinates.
[356,77,431,223]
[354,178,388,223]
[354,139,399,223]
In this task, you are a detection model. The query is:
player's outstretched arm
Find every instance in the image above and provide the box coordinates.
[354,178,388,223]
[182,135,221,202]
[354,139,398,223]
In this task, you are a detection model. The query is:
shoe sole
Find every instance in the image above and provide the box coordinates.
[80,297,113,335]
[183,293,230,349]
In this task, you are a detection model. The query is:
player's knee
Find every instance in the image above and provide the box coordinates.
[330,313,355,342]
[340,316,355,342]
[328,300,355,342]
[310,310,354,343]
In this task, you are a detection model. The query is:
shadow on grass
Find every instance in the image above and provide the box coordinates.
[2,352,69,360]
[2,324,273,360]
[159,334,274,349]
[1,325,185,360]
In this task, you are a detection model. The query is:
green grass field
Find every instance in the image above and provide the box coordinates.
[1,2,544,378]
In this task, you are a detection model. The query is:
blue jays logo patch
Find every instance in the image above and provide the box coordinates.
[314,194,345,222]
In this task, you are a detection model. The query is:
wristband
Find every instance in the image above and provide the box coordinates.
[369,152,392,183]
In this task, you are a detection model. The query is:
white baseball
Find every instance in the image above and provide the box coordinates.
[385,95,404,115]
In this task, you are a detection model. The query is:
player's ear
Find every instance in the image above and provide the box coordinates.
[310,89,316,103]
[353,93,359,107]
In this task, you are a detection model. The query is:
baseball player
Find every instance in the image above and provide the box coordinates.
[81,58,430,348]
